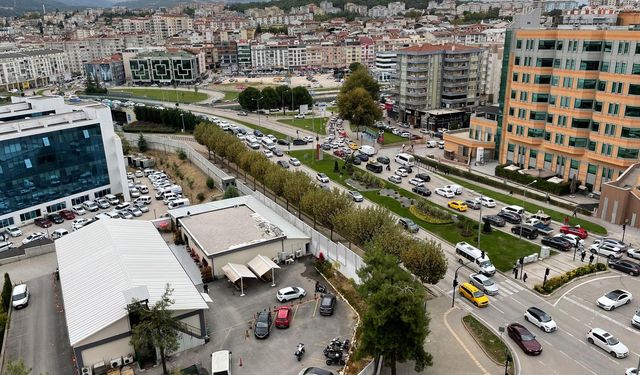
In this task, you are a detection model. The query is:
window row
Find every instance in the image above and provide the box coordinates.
[516,39,639,55]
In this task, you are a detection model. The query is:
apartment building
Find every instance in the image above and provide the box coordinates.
[45,38,125,74]
[499,27,640,193]
[237,41,252,72]
[120,14,193,40]
[251,43,288,72]
[372,51,397,82]
[84,54,125,85]
[0,49,67,90]
[395,43,485,126]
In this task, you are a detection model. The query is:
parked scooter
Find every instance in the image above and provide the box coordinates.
[325,349,345,366]
[315,283,327,293]
[294,343,305,361]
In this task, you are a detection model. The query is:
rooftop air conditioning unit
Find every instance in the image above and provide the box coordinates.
[110,357,123,369]
[81,368,92,375]
[122,354,134,365]
[295,250,303,258]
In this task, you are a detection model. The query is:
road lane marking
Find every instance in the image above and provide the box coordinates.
[443,308,490,375]
[552,275,620,307]
[562,296,640,336]
[490,304,505,314]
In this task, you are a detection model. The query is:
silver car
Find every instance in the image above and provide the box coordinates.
[469,273,499,296]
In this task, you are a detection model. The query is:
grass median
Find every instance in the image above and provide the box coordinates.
[278,117,327,134]
[439,174,607,235]
[109,88,208,103]
[289,149,540,271]
[215,115,289,140]
[462,315,514,374]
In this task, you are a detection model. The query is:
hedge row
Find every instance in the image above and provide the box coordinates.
[123,122,177,134]
[534,263,607,294]
[413,156,589,215]
[495,164,574,196]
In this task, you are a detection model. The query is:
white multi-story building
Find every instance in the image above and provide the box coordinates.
[0,96,128,229]
[251,43,289,71]
[288,45,307,69]
[372,51,397,82]
[0,49,68,90]
[45,38,126,75]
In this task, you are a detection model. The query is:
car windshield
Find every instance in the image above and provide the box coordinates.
[606,291,622,299]
[606,337,619,345]
[482,279,494,286]
[256,322,268,328]
[538,313,551,322]
[321,298,333,306]
[12,292,26,300]
[478,260,493,268]
[472,291,484,298]
[521,332,535,341]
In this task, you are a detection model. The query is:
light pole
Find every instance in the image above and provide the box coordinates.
[477,195,483,249]
[622,220,628,243]
[452,259,476,307]
[519,180,537,238]
[254,96,264,128]
[180,113,185,133]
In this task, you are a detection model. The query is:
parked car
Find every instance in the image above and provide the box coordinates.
[586,328,629,358]
[274,306,292,328]
[415,173,431,182]
[303,136,314,143]
[34,218,53,228]
[22,232,47,244]
[58,210,75,220]
[560,225,588,239]
[628,248,640,260]
[292,138,307,145]
[277,160,290,169]
[45,213,64,224]
[289,158,301,166]
[398,217,419,233]
[72,218,91,231]
[448,200,468,212]
[388,175,402,184]
[263,149,274,158]
[482,215,505,227]
[277,286,306,302]
[5,226,22,237]
[82,200,99,212]
[72,205,87,216]
[333,149,346,158]
[11,284,29,309]
[356,153,369,162]
[511,225,538,239]
[278,139,290,146]
[469,273,499,296]
[589,243,623,259]
[478,197,496,207]
[412,186,431,196]
[464,199,481,210]
[253,129,264,137]
[524,307,557,332]
[408,178,424,187]
[319,294,337,316]
[435,188,454,198]
[554,233,584,248]
[254,310,272,339]
[298,368,334,375]
[316,173,329,183]
[597,289,632,310]
[524,218,554,235]
[541,236,572,251]
[395,168,408,177]
[348,191,363,202]
[508,323,542,355]
[238,111,248,116]
[95,198,110,209]
[608,259,640,276]
[376,156,390,164]
[497,211,522,224]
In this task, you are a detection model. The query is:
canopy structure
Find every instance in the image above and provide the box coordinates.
[547,177,563,184]
[221,263,256,296]
[247,254,281,287]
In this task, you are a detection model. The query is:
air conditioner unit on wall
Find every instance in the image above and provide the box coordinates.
[295,250,303,258]
[81,368,92,375]
[122,354,134,365]
[110,357,123,369]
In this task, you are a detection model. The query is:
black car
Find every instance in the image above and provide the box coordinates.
[47,213,64,224]
[277,139,290,146]
[349,156,362,165]
[366,162,383,173]
[412,186,431,196]
[511,225,538,240]
[608,259,640,276]
[415,173,431,182]
[254,311,272,339]
[319,294,337,316]
[482,215,505,227]
[498,211,522,224]
[377,156,390,164]
[541,236,572,251]
[356,153,369,162]
[292,138,307,146]
[253,129,264,138]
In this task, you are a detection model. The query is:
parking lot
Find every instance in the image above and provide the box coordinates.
[152,258,357,375]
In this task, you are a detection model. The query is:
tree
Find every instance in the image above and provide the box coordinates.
[263,165,288,196]
[260,86,279,110]
[1,273,12,311]
[206,177,215,190]
[223,185,240,199]
[400,239,448,284]
[337,87,382,131]
[4,359,31,375]
[274,85,291,113]
[283,171,313,213]
[238,87,261,111]
[349,62,364,72]
[340,67,380,100]
[301,188,353,236]
[365,226,414,258]
[128,285,185,375]
[483,220,492,233]
[291,86,313,111]
[120,135,132,155]
[84,75,107,95]
[137,133,148,152]
[334,205,394,246]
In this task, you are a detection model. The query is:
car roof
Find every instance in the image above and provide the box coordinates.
[461,282,480,292]
[12,284,27,294]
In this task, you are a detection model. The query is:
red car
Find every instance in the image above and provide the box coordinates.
[333,149,346,158]
[559,225,588,239]
[34,218,52,228]
[274,306,292,328]
[508,323,542,355]
[58,209,76,220]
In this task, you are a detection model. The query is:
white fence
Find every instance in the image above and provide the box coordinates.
[123,133,364,283]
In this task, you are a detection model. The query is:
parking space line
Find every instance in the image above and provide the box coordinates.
[312,297,320,318]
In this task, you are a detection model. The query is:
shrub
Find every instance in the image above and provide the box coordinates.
[413,199,453,223]
[534,263,607,294]
[334,160,339,173]
[123,122,177,134]
[196,192,205,202]
[173,231,185,245]
[315,252,333,275]
[177,149,188,160]
[1,273,11,311]
[206,177,215,189]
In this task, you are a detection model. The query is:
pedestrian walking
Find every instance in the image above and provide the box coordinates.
[402,143,405,152]
[546,194,551,204]
[513,266,519,279]
[564,216,570,225]
[581,250,586,262]
[589,254,595,265]
[572,208,578,217]
[523,273,528,282]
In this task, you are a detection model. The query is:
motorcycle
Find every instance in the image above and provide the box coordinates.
[315,283,327,293]
[294,343,305,361]
[325,349,345,366]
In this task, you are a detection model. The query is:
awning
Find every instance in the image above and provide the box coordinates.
[504,165,521,171]
[547,177,563,184]
[248,254,281,287]
[222,263,256,296]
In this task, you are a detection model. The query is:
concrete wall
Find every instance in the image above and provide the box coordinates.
[0,242,56,266]
[75,317,133,368]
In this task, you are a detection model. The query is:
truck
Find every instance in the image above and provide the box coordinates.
[524,218,554,235]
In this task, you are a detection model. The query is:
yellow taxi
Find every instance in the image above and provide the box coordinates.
[459,282,489,307]
[348,142,360,150]
[448,200,468,212]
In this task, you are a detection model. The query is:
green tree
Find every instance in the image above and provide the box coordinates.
[301,188,353,237]
[274,85,291,113]
[4,359,31,375]
[263,165,288,196]
[365,225,414,258]
[400,239,448,284]
[238,87,261,111]
[120,135,132,155]
[223,185,240,199]
[206,177,215,190]
[260,86,279,110]
[349,62,364,72]
[128,285,185,375]
[291,86,313,111]
[340,67,380,100]
[283,171,313,213]
[334,205,394,246]
[337,87,382,131]
[137,133,148,152]
[1,273,12,311]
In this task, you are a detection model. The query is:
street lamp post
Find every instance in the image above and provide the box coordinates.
[477,195,483,249]
[452,259,475,307]
[254,96,264,128]
[180,113,185,133]
[519,180,538,238]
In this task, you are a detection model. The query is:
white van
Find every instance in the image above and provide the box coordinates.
[211,350,231,375]
[51,229,69,240]
[360,145,377,156]
[455,242,496,276]
[502,205,526,217]
[134,196,152,206]
[445,184,463,195]
[163,192,178,204]
[260,138,275,150]
[426,140,438,148]
[168,198,190,210]
[394,153,415,167]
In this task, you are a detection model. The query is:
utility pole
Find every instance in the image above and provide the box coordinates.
[477,196,483,249]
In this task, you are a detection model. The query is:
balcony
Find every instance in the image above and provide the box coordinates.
[406,75,428,81]
[441,97,467,104]
[406,66,429,73]
[405,82,426,89]
[444,73,469,79]
[406,91,427,98]
[443,81,468,88]
[444,56,470,63]
[504,133,543,145]
[543,142,587,156]
[403,98,427,106]
[443,65,469,71]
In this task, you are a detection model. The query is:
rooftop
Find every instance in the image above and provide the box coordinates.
[0,48,64,59]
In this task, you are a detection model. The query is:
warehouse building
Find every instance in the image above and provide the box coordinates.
[56,220,210,372]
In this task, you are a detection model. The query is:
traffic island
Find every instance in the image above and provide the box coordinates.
[462,315,515,375]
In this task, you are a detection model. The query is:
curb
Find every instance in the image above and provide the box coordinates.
[0,300,13,374]
[460,316,510,369]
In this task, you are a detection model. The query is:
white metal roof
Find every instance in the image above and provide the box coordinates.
[56,220,209,347]
[221,263,257,284]
[247,254,281,278]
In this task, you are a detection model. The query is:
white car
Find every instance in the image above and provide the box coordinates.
[11,284,29,309]
[22,232,48,244]
[267,134,277,142]
[5,226,22,237]
[118,210,134,220]
[130,188,141,198]
[469,273,498,296]
[589,243,623,259]
[478,197,496,207]
[72,205,87,216]
[348,191,363,202]
[135,204,150,213]
[628,248,640,260]
[303,135,314,143]
[135,170,144,178]
[263,150,274,158]
[408,178,424,187]
[395,169,408,177]
[128,207,143,217]
[82,200,99,212]
[625,368,638,375]
[277,286,306,302]
[632,309,640,329]
[586,328,629,358]
[524,307,557,332]
[554,233,584,247]
[400,131,411,138]
[72,218,91,231]
[294,114,305,119]
[289,158,301,166]
[596,289,632,311]
[95,198,110,209]
[316,173,329,183]
[388,175,402,184]
[435,188,455,198]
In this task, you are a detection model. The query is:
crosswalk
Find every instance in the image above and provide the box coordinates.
[441,276,525,300]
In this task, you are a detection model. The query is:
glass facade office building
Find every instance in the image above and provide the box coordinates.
[0,123,109,217]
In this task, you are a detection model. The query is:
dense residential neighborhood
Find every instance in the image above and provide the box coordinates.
[0,0,639,375]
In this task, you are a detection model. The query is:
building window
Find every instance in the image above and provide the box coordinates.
[42,137,50,147]
[512,72,519,82]
[555,134,565,145]
[522,74,530,83]
[553,59,561,68]
[556,156,566,176]
[71,195,90,206]
[509,107,514,116]
[94,188,111,198]
[564,59,575,70]
[548,95,556,105]
[579,60,599,71]
[528,128,544,138]
[529,111,546,121]
[538,40,556,50]
[588,141,597,151]
[511,90,516,99]
[518,109,527,119]
[524,57,532,66]
[621,127,640,138]
[605,123,616,135]
[19,209,42,222]
[617,41,630,54]
[562,77,573,88]
[514,56,520,65]
[24,159,32,168]
[516,40,522,49]
[547,113,554,123]
[614,62,627,74]
[560,96,570,108]
[0,218,14,229]
[604,41,613,52]
[507,123,513,132]
[556,40,564,50]
[534,75,551,84]
[611,82,623,94]
[594,101,602,112]
[600,62,609,72]
[591,121,600,132]
[629,84,640,95]
[636,43,640,54]
[572,118,591,128]
[516,125,525,135]
[557,115,567,127]
[608,104,619,116]
[536,58,553,67]
[83,130,90,139]
[529,149,538,168]
[583,41,603,52]
[569,137,588,147]
[597,80,607,91]
[618,147,639,159]
[577,79,597,89]
[532,93,549,103]
[551,76,559,86]
[569,159,580,178]
[625,106,640,117]
[520,91,528,101]
[601,143,613,156]
[633,63,640,75]
[46,202,66,213]
[544,132,551,141]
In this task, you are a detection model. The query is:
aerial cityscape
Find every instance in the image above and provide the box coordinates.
[0,0,639,374]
